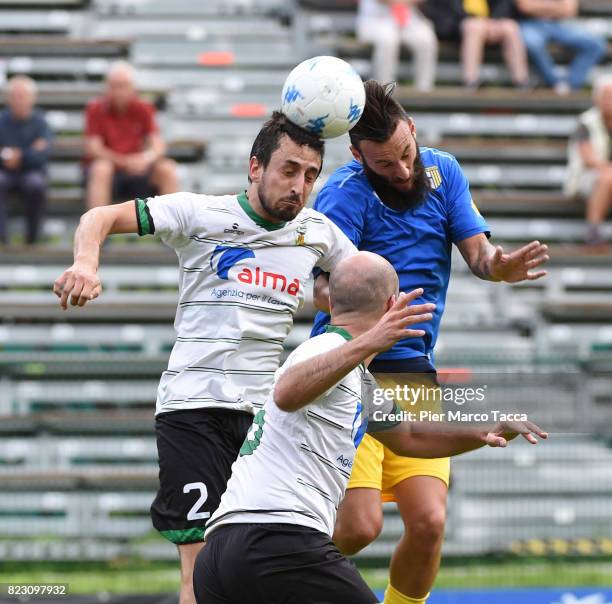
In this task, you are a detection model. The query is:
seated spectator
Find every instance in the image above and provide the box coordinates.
[356,0,438,92]
[565,75,612,249]
[0,75,51,246]
[84,61,179,209]
[514,0,606,95]
[422,0,530,89]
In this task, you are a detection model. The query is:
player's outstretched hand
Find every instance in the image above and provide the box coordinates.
[485,420,549,448]
[53,263,102,310]
[489,240,549,283]
[366,288,435,353]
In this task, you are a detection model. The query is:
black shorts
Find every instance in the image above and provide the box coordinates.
[150,408,254,544]
[369,355,437,376]
[194,523,378,604]
[82,166,157,201]
[112,169,157,201]
[370,355,439,389]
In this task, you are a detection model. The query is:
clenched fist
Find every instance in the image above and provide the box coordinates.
[53,263,102,310]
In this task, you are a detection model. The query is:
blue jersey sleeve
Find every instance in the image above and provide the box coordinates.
[313,184,365,248]
[443,155,490,243]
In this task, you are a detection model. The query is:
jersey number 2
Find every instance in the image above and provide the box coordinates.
[183,482,210,521]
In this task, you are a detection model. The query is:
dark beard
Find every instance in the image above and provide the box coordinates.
[362,147,430,212]
[258,183,301,222]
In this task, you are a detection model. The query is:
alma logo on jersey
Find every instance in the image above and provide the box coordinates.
[210,245,301,296]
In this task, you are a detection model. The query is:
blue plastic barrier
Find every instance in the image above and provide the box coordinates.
[374,589,612,603]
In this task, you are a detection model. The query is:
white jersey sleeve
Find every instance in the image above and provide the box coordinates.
[273,330,349,401]
[272,330,346,412]
[312,213,358,274]
[136,192,203,249]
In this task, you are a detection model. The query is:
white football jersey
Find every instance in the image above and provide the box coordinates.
[205,327,400,538]
[136,192,357,415]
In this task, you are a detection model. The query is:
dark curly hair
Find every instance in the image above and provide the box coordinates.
[248,111,325,181]
[349,80,408,148]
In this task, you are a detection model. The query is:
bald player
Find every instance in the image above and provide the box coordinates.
[84,60,179,209]
[195,252,547,604]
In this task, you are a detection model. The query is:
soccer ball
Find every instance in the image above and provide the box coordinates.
[281,56,365,139]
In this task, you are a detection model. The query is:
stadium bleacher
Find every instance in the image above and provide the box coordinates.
[0,0,611,571]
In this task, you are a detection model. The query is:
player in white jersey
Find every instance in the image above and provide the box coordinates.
[194,252,547,604]
[53,112,357,604]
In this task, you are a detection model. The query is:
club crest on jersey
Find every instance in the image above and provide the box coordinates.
[425,166,442,189]
[295,224,307,246]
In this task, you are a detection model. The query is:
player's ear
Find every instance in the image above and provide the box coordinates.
[407,117,417,138]
[385,294,396,313]
[349,145,362,164]
[249,156,263,183]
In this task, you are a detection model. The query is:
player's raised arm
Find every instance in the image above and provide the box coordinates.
[274,288,435,412]
[53,200,139,310]
[371,417,548,458]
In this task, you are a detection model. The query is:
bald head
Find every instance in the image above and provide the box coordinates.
[7,75,37,120]
[329,252,398,319]
[105,61,136,109]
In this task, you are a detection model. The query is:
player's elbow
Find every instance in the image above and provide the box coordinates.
[79,206,125,240]
[79,206,104,228]
[273,382,300,412]
[79,205,113,230]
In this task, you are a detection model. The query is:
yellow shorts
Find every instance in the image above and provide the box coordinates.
[348,433,450,503]
[355,363,450,502]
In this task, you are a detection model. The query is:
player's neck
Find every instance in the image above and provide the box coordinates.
[329,314,378,340]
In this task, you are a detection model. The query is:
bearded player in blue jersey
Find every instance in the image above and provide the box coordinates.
[311,80,550,604]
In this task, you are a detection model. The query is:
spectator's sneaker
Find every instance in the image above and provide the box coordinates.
[555,81,571,96]
[584,223,608,252]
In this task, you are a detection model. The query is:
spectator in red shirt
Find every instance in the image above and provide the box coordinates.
[84,61,179,209]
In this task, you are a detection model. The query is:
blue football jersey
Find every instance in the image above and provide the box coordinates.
[311,148,490,361]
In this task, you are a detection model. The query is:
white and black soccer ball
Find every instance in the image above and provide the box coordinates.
[281,56,366,139]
